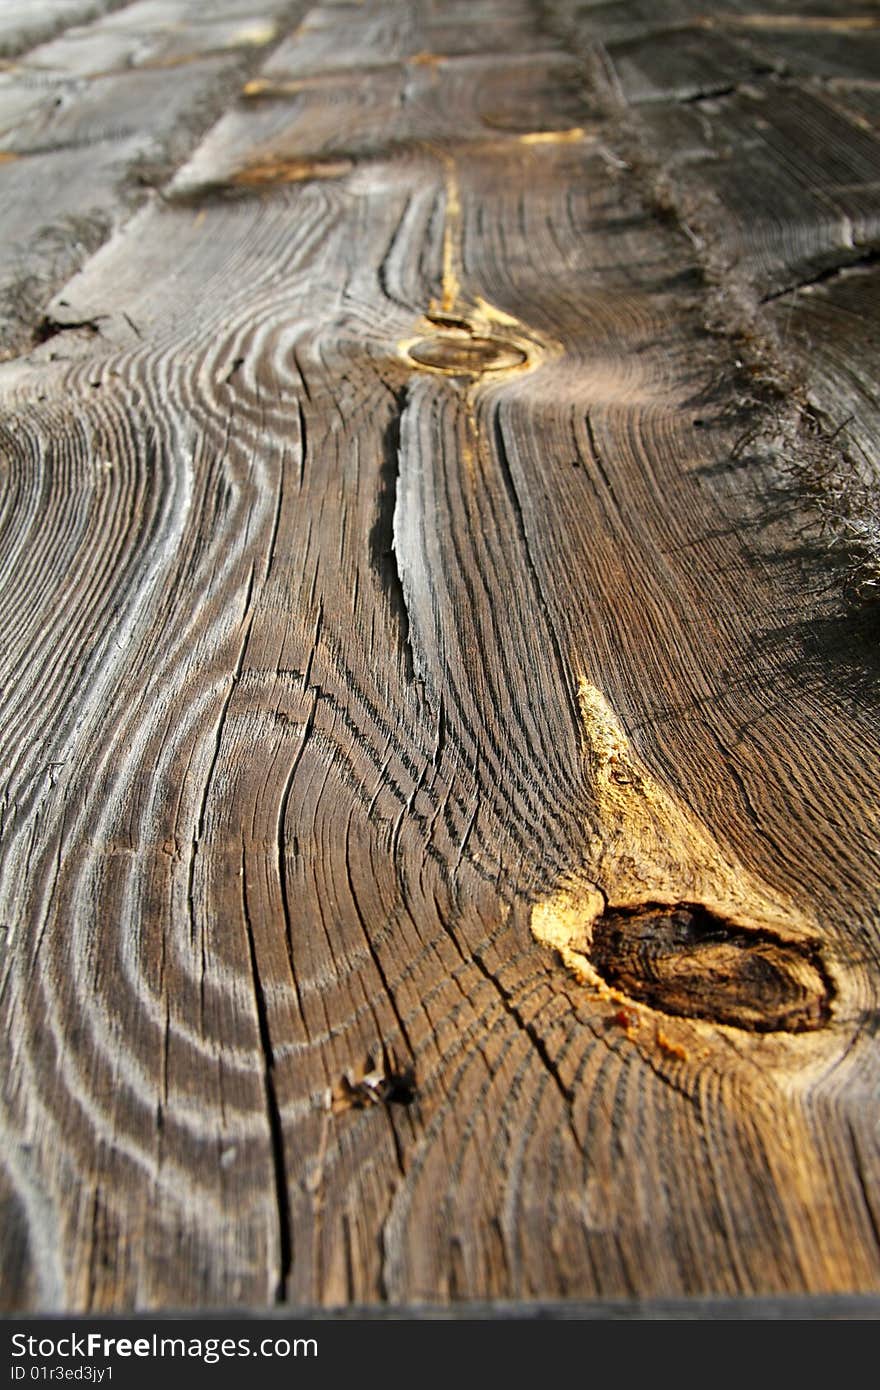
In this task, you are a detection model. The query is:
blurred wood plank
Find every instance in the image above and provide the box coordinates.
[0,0,305,358]
[0,1,132,61]
[1,0,879,1313]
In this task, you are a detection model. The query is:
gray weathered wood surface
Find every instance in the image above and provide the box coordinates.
[1,0,879,1312]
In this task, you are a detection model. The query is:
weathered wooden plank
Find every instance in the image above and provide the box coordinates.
[551,0,880,47]
[553,1,880,297]
[550,0,880,646]
[0,2,132,62]
[14,8,286,79]
[1,0,879,1314]
[738,27,880,85]
[0,0,305,360]
[823,84,880,136]
[597,29,773,105]
[551,1,880,675]
[611,84,880,298]
[763,262,880,610]
[170,49,590,193]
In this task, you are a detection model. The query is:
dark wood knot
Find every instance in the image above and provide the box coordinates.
[591,903,832,1033]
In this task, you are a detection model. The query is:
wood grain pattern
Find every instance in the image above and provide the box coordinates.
[1,0,879,1312]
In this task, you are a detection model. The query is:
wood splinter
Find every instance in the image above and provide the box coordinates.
[328,1048,417,1114]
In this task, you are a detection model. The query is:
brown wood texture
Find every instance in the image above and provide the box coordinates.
[1,0,880,1312]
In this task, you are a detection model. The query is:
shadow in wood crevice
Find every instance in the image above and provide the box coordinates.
[671,386,880,713]
[368,385,416,683]
[751,600,880,717]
